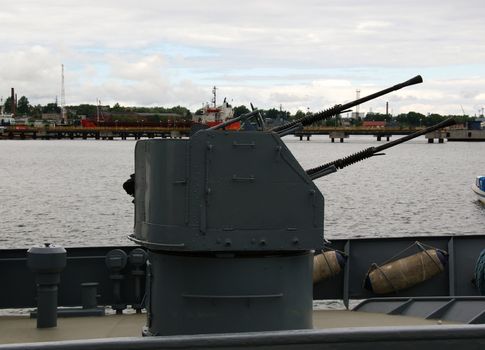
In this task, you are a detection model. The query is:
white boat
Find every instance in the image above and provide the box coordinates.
[472,176,485,204]
[0,114,15,126]
[194,86,234,127]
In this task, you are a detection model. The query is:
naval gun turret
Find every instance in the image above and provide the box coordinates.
[131,129,323,336]
[128,76,453,337]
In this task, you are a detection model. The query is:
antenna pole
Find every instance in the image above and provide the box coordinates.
[61,64,66,124]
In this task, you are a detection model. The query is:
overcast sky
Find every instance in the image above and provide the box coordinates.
[1,0,484,115]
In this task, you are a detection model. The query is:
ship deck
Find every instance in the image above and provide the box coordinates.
[0,309,451,345]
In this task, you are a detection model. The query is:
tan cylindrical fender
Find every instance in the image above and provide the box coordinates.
[364,249,447,294]
[313,250,345,283]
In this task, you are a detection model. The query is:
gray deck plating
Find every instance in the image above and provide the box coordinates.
[355,296,485,324]
[0,310,454,346]
[1,323,485,350]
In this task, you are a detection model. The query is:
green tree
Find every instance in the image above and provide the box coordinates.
[293,110,306,120]
[264,108,279,120]
[325,118,338,127]
[425,113,445,127]
[166,105,191,118]
[233,105,250,118]
[42,103,61,114]
[71,104,96,117]
[111,103,124,112]
[395,111,425,128]
[449,114,470,125]
[31,104,43,118]
[364,112,389,122]
[17,96,30,115]
[407,111,425,127]
[3,97,13,113]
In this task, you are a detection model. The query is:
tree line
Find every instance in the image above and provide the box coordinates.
[3,96,61,116]
[361,111,471,128]
[2,95,476,128]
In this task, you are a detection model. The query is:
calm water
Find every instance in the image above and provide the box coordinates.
[1,136,484,249]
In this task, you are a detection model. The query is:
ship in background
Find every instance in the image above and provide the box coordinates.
[193,86,239,130]
[80,87,238,130]
[473,176,485,204]
[80,98,192,128]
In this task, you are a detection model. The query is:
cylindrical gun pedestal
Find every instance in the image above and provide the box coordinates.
[143,251,313,336]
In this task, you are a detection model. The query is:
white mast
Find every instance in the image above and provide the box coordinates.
[61,64,66,124]
[356,89,361,118]
[211,86,217,108]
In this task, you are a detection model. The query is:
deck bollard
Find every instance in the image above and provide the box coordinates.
[27,243,66,328]
[81,282,100,310]
[106,249,128,314]
[129,248,148,313]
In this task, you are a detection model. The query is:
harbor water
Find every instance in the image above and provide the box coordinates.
[1,136,484,249]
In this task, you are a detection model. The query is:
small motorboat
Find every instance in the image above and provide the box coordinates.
[472,176,485,204]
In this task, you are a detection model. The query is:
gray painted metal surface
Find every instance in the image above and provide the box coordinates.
[0,246,146,309]
[355,297,485,324]
[132,131,324,251]
[2,325,485,350]
[131,131,324,335]
[145,251,313,335]
[2,235,485,310]
[27,244,66,328]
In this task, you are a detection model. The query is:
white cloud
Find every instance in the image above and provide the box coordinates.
[355,21,392,34]
[0,0,485,114]
[108,55,167,81]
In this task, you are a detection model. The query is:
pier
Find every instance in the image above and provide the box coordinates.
[1,125,479,142]
[294,126,420,142]
[0,126,191,140]
[441,128,485,142]
[294,126,485,143]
